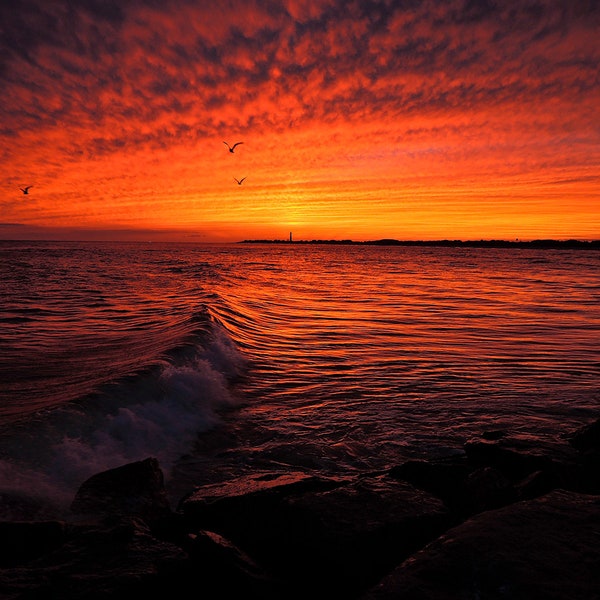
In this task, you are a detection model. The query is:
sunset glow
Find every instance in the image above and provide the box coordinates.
[1,1,599,242]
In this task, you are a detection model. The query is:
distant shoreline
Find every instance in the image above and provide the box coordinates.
[239,238,600,250]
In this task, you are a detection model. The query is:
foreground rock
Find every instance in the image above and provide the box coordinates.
[363,489,600,600]
[180,471,453,596]
[0,516,191,600]
[390,424,600,517]
[70,457,171,524]
[0,417,598,599]
[0,459,279,599]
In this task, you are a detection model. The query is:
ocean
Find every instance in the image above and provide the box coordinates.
[0,240,598,519]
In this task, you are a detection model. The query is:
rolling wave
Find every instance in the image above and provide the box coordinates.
[0,311,248,519]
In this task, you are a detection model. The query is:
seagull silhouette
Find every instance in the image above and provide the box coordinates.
[224,141,243,153]
[234,177,247,185]
[20,186,32,194]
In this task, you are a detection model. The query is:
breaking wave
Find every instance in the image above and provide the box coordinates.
[0,313,248,519]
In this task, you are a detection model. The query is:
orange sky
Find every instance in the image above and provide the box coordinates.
[1,0,599,242]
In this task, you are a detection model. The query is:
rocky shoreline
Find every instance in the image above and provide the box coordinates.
[1,417,598,599]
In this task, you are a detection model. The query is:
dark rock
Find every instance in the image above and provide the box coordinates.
[389,458,472,511]
[0,520,67,565]
[464,437,555,479]
[0,492,59,522]
[391,460,523,517]
[3,418,600,600]
[285,474,453,595]
[0,516,191,600]
[179,470,344,537]
[179,470,347,551]
[185,530,281,597]
[391,430,598,519]
[577,452,600,493]
[481,429,507,440]
[363,490,600,600]
[514,469,555,500]
[463,466,517,512]
[181,470,452,598]
[568,417,600,452]
[464,434,596,495]
[567,418,600,492]
[70,457,171,525]
[179,470,339,507]
[0,516,279,599]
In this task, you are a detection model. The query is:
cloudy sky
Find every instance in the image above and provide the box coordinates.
[1,0,598,242]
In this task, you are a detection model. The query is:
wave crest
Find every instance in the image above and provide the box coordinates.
[0,319,248,520]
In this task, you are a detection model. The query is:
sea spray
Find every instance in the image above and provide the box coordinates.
[0,320,248,519]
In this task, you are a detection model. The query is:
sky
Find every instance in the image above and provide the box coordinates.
[1,0,599,243]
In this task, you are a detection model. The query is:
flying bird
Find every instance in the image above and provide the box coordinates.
[224,141,243,153]
[20,186,32,194]
[234,177,247,185]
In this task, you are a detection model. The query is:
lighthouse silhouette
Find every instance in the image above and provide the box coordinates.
[289,232,293,243]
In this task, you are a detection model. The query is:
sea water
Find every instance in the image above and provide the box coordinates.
[0,240,598,518]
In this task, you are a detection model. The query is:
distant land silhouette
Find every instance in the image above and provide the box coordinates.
[240,238,600,250]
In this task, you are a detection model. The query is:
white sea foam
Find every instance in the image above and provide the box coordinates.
[0,321,247,519]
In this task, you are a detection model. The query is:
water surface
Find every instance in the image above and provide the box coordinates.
[0,240,597,517]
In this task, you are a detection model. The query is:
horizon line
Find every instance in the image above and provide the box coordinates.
[1,237,599,247]
[238,238,600,249]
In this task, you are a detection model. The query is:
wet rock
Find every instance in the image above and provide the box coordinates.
[389,457,520,517]
[464,433,595,494]
[0,515,278,599]
[179,470,344,541]
[286,474,453,596]
[0,491,61,522]
[481,429,507,440]
[185,529,281,598]
[70,457,171,525]
[179,471,348,556]
[464,437,556,479]
[3,416,600,600]
[0,520,67,565]
[568,417,600,452]
[391,429,596,518]
[513,468,555,500]
[180,469,338,504]
[181,470,452,597]
[463,466,517,512]
[389,458,472,511]
[362,490,600,600]
[567,418,600,492]
[0,516,191,600]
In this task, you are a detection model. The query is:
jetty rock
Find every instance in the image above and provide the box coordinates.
[179,470,453,597]
[362,489,600,600]
[1,417,599,599]
[70,457,172,525]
